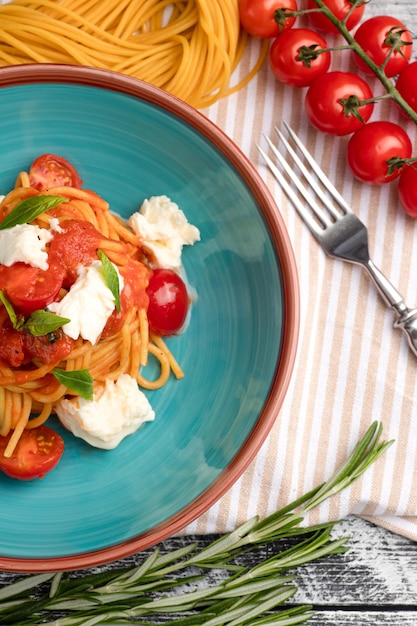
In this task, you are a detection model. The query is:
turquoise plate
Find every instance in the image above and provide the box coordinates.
[0,65,299,572]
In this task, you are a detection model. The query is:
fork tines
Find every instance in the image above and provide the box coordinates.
[258,122,352,236]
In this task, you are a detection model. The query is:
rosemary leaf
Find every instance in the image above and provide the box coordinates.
[303,421,393,512]
[0,421,392,626]
[203,587,298,626]
[0,574,55,601]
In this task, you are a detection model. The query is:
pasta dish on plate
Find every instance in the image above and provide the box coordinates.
[0,154,200,480]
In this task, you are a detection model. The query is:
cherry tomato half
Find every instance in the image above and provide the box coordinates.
[269,28,331,88]
[346,121,412,184]
[305,71,374,135]
[398,163,417,218]
[238,0,297,39]
[396,61,417,117]
[307,0,365,34]
[0,262,64,316]
[353,16,413,78]
[0,425,64,480]
[29,154,83,191]
[146,269,188,336]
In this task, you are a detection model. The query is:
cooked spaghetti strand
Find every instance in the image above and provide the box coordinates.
[0,176,190,455]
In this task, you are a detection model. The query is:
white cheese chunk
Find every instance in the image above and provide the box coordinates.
[0,223,53,270]
[55,374,155,449]
[48,259,124,345]
[128,195,200,270]
[48,217,63,233]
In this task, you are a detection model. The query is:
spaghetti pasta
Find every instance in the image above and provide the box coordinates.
[0,161,190,460]
[0,0,269,108]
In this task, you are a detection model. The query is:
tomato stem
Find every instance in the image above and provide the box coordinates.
[274,7,319,28]
[343,0,365,25]
[386,155,417,176]
[346,93,394,107]
[309,0,417,126]
[379,27,413,72]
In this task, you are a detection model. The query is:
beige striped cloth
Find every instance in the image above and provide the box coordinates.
[184,8,417,542]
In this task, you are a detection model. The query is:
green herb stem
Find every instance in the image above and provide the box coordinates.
[310,0,417,126]
[0,422,392,625]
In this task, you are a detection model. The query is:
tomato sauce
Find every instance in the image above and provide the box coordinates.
[23,331,74,364]
[102,258,150,337]
[0,325,73,367]
[47,219,103,286]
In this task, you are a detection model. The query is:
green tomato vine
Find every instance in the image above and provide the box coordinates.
[311,0,417,126]
[276,0,417,127]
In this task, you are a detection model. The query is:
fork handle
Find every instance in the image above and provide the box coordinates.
[365,259,417,357]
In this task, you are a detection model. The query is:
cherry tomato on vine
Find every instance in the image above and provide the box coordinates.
[238,0,297,39]
[346,121,412,184]
[146,269,189,336]
[353,16,413,78]
[305,71,374,135]
[396,61,417,117]
[398,163,417,218]
[29,154,83,191]
[269,28,331,87]
[307,0,365,34]
[0,426,64,480]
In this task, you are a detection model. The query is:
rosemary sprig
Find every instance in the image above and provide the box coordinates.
[0,421,392,626]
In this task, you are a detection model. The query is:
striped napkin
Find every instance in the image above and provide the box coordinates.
[184,5,417,542]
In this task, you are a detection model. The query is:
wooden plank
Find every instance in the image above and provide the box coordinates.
[292,517,417,605]
[307,611,417,625]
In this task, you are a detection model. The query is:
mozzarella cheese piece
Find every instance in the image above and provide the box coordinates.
[48,259,124,345]
[128,195,200,270]
[0,223,53,270]
[55,374,155,449]
[48,217,64,233]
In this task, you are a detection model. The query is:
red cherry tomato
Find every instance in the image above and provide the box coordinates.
[238,0,297,39]
[0,425,64,480]
[146,269,188,336]
[305,71,374,135]
[396,61,417,117]
[269,28,331,88]
[307,0,365,33]
[0,262,64,316]
[398,163,417,218]
[346,121,412,184]
[29,154,83,191]
[353,16,413,78]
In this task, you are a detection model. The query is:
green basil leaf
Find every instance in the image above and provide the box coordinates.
[53,369,94,401]
[0,290,24,330]
[23,310,71,337]
[0,195,66,230]
[97,249,121,312]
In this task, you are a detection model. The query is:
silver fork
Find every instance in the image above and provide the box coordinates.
[258,122,417,358]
